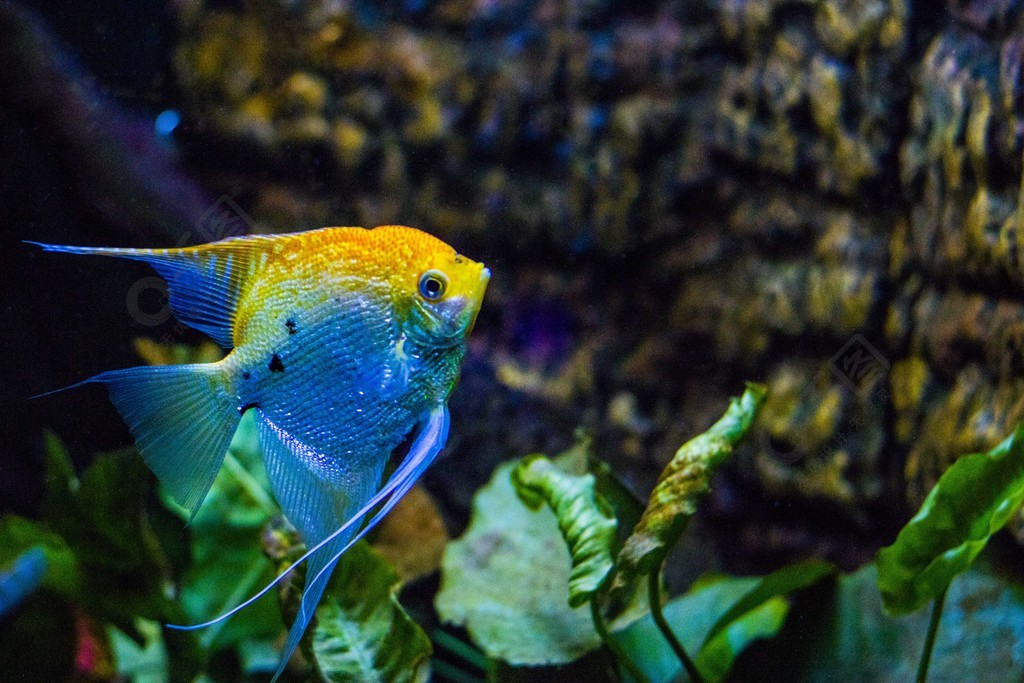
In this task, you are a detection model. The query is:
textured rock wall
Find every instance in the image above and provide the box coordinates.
[169,0,1024,565]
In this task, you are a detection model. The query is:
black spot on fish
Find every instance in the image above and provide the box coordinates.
[238,402,259,414]
[286,319,297,334]
[269,354,285,373]
[242,371,252,380]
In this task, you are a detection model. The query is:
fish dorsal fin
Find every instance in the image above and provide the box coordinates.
[29,234,283,348]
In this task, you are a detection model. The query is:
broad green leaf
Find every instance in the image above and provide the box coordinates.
[876,423,1024,615]
[15,436,180,632]
[436,459,603,665]
[614,574,789,682]
[164,411,283,650]
[697,600,787,682]
[63,451,181,628]
[619,383,767,576]
[702,558,834,646]
[511,454,617,606]
[790,563,1024,682]
[307,541,432,683]
[108,619,169,683]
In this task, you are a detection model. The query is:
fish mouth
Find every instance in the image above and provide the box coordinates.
[464,266,490,335]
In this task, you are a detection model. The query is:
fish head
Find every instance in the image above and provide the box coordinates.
[370,226,489,348]
[405,246,490,347]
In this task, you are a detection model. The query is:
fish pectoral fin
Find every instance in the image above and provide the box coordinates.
[255,406,450,682]
[28,236,280,348]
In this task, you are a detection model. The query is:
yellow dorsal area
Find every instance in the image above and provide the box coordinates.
[230,225,487,346]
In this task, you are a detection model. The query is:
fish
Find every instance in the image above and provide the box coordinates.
[30,225,489,679]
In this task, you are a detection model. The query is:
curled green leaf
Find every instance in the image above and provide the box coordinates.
[876,423,1024,615]
[619,383,767,576]
[511,455,618,607]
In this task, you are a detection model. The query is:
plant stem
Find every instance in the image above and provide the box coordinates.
[222,451,278,515]
[590,596,650,683]
[649,570,705,683]
[431,629,489,672]
[916,587,947,683]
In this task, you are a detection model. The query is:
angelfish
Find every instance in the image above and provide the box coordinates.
[31,225,489,678]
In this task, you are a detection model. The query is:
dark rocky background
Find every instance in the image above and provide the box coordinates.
[5,0,1024,581]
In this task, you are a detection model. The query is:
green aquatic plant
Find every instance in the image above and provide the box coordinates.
[876,423,1024,682]
[269,533,433,683]
[0,426,433,682]
[436,386,1024,681]
[511,454,618,608]
[617,382,767,682]
[0,434,186,679]
[12,364,1024,682]
[162,416,435,682]
[436,455,608,666]
[510,454,643,681]
[437,383,833,682]
[161,411,283,654]
[618,382,767,578]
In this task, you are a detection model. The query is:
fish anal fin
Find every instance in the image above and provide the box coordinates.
[254,413,384,680]
[256,406,449,682]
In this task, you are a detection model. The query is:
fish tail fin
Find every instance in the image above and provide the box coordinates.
[94,362,241,519]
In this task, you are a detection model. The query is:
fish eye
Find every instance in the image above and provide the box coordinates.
[418,270,448,300]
